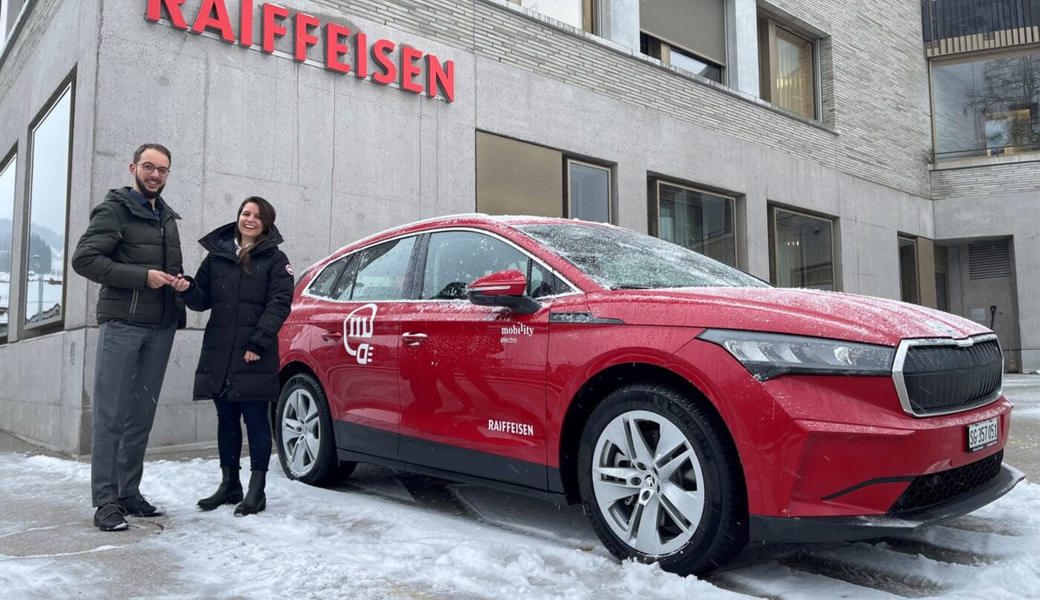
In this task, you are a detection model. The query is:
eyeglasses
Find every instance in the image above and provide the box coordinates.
[136,162,170,176]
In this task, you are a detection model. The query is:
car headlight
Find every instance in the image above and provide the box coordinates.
[698,329,895,381]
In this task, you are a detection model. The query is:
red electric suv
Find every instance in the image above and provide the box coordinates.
[275,214,1021,575]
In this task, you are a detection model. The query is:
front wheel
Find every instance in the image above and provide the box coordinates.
[275,373,355,486]
[577,384,747,576]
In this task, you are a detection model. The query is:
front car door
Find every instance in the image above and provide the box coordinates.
[397,229,571,490]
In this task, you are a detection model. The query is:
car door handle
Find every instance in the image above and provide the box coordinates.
[401,332,428,346]
[321,331,343,342]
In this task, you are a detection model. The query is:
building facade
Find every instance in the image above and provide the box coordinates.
[0,0,1036,454]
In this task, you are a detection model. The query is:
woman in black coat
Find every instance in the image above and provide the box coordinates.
[174,196,294,516]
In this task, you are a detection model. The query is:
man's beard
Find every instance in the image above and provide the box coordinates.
[135,173,164,199]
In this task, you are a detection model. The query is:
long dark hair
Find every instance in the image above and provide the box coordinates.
[236,196,276,274]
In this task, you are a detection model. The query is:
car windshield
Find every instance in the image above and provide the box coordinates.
[516,222,768,289]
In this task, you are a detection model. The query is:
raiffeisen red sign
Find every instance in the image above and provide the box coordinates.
[145,0,456,102]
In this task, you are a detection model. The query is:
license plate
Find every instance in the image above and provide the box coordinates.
[967,417,999,453]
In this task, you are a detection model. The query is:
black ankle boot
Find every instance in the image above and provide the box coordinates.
[234,470,267,517]
[197,467,243,511]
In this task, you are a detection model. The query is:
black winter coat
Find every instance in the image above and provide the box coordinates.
[72,187,185,327]
[181,223,294,402]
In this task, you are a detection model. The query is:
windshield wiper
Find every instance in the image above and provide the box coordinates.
[610,284,655,290]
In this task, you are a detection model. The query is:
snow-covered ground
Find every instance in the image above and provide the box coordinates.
[2,376,1040,599]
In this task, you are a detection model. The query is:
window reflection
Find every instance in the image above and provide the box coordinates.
[656,182,736,266]
[932,49,1040,158]
[513,0,585,30]
[24,84,72,327]
[0,153,15,341]
[759,17,817,120]
[567,160,610,223]
[899,236,919,304]
[769,207,835,290]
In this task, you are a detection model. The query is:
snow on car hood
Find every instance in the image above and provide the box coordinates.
[584,287,991,346]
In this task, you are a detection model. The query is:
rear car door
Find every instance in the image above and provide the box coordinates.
[308,235,419,458]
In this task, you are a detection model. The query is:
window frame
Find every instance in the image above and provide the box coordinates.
[565,158,612,223]
[0,145,17,344]
[507,0,595,33]
[23,75,75,333]
[639,31,724,83]
[898,234,920,304]
[648,179,738,267]
[929,46,1040,160]
[768,205,838,291]
[758,15,820,121]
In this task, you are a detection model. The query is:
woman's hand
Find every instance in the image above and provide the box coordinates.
[243,351,260,363]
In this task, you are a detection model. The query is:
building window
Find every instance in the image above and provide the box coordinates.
[508,0,594,32]
[567,159,610,223]
[0,149,15,342]
[899,235,919,304]
[476,132,613,223]
[758,16,817,120]
[640,33,723,83]
[769,206,836,290]
[650,180,736,266]
[24,81,73,329]
[932,48,1040,159]
[639,0,725,83]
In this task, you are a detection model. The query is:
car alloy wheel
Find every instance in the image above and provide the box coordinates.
[275,373,354,486]
[590,409,705,556]
[280,384,322,478]
[577,384,746,576]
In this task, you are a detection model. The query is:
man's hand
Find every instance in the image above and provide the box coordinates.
[147,269,176,289]
[243,351,260,363]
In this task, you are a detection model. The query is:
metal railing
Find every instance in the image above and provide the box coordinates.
[923,0,1040,41]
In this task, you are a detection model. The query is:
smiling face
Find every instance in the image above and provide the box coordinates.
[130,148,170,199]
[237,201,265,246]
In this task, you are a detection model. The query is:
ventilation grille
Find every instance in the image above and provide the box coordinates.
[969,241,1011,280]
[889,450,1003,514]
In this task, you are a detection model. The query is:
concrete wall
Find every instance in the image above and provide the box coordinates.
[932,162,1040,372]
[0,0,101,454]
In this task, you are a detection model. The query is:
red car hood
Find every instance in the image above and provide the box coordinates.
[582,287,991,346]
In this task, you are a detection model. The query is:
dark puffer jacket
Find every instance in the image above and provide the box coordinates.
[72,187,185,328]
[181,222,294,403]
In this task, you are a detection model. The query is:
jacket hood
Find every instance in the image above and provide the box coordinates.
[198,221,284,258]
[584,287,990,346]
[106,187,181,220]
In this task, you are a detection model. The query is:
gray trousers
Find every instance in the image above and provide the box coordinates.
[91,320,176,507]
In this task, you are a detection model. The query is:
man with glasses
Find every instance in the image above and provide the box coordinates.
[72,143,185,531]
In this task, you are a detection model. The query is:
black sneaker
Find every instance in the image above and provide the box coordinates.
[117,495,165,517]
[94,503,129,531]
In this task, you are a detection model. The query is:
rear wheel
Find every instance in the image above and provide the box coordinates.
[275,373,355,486]
[577,384,747,576]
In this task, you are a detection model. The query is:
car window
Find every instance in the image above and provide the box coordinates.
[420,231,563,300]
[330,255,359,301]
[517,222,768,289]
[350,236,417,301]
[307,257,350,299]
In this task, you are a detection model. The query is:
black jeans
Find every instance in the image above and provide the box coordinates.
[214,392,272,472]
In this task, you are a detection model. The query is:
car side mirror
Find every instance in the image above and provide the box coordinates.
[467,269,540,315]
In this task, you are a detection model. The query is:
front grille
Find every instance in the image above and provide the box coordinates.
[895,336,1003,416]
[890,451,1003,514]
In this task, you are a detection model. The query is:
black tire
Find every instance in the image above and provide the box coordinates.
[577,384,747,576]
[274,373,355,486]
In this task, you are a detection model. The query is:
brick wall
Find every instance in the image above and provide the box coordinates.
[932,161,1040,199]
[310,0,935,198]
